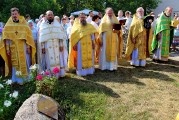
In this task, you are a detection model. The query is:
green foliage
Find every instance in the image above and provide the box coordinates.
[0,78,36,120]
[36,75,58,96]
[0,0,161,22]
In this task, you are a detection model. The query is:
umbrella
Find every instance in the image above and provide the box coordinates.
[71,9,98,15]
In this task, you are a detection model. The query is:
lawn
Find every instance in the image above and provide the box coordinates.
[0,58,179,120]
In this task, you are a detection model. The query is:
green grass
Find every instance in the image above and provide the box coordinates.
[0,58,179,120]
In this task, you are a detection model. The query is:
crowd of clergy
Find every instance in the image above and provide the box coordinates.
[0,6,179,84]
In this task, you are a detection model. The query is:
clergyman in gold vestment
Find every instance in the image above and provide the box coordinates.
[98,8,123,71]
[125,7,152,67]
[68,13,97,76]
[0,8,36,84]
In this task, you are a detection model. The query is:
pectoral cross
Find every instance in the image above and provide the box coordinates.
[15,31,18,35]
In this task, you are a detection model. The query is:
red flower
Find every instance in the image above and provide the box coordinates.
[36,74,43,81]
[44,71,50,76]
[52,67,60,74]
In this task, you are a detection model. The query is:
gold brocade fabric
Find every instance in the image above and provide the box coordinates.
[176,113,179,120]
[80,35,93,68]
[0,16,36,76]
[125,14,151,60]
[68,20,97,69]
[98,14,123,62]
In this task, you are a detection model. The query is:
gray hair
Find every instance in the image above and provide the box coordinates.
[136,7,144,12]
[165,6,173,12]
[105,7,114,13]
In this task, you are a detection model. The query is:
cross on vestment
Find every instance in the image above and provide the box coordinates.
[15,31,18,35]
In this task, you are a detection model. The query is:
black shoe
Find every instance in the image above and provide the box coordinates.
[152,59,157,62]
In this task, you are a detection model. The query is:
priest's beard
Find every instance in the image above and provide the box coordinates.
[107,16,114,23]
[137,14,144,19]
[47,18,54,24]
[12,17,19,23]
[81,20,87,26]
[165,12,171,17]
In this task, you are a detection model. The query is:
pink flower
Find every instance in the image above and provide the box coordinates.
[36,74,43,81]
[44,71,50,76]
[52,67,60,74]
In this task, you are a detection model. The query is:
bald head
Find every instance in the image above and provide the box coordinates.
[46,10,54,22]
[165,7,173,17]
[105,7,114,18]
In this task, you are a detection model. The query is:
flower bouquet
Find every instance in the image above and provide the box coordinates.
[29,65,60,96]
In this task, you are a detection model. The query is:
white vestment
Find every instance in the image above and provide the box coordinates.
[125,17,133,30]
[91,21,99,30]
[38,19,68,77]
[86,16,92,23]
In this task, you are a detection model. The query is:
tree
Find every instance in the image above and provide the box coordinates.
[0,0,161,23]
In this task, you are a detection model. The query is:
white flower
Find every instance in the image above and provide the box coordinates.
[16,71,22,76]
[6,79,12,85]
[9,94,12,97]
[4,100,12,107]
[41,71,45,75]
[0,83,4,88]
[12,91,18,98]
[30,64,39,70]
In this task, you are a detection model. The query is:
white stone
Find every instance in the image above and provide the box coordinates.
[14,94,61,120]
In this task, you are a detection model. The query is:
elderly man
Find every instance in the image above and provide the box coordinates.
[38,10,68,77]
[151,7,173,62]
[125,7,152,67]
[0,7,36,84]
[68,13,97,76]
[98,8,123,71]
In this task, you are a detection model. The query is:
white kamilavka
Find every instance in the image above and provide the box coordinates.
[4,100,12,107]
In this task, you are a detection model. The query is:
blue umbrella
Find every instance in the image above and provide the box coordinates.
[71,9,98,15]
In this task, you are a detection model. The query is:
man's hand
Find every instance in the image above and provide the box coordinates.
[132,39,136,44]
[6,50,10,56]
[73,44,78,51]
[149,19,153,23]
[42,48,46,54]
[59,46,64,52]
[113,29,119,33]
[157,34,161,40]
[27,48,31,54]
[92,43,95,49]
[99,41,103,47]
